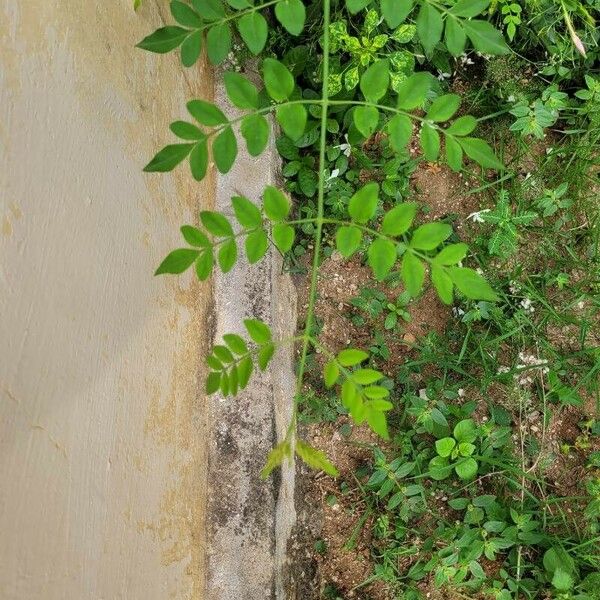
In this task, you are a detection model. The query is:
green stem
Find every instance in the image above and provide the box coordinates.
[288,0,331,440]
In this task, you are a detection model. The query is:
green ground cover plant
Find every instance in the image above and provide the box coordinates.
[134,0,599,596]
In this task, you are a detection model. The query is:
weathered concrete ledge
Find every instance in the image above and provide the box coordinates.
[205,75,297,600]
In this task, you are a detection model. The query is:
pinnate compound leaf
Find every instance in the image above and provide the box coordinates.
[244,319,272,344]
[360,59,389,103]
[296,440,339,476]
[410,222,452,250]
[401,252,425,297]
[274,0,306,36]
[262,58,295,101]
[448,267,499,301]
[336,226,362,257]
[223,72,259,109]
[245,229,269,263]
[232,195,262,228]
[155,248,199,275]
[237,12,268,55]
[348,182,379,224]
[144,143,194,172]
[368,238,397,281]
[137,26,189,53]
[241,114,270,156]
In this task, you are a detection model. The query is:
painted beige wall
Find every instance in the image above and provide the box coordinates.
[0,2,213,598]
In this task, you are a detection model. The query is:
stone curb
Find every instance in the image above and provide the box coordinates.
[205,75,297,600]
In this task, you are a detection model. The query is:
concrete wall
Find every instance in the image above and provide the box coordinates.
[0,2,213,598]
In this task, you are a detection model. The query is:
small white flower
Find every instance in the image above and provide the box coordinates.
[327,168,340,181]
[452,307,465,318]
[497,366,510,374]
[336,134,352,157]
[459,54,475,66]
[520,298,535,314]
[507,94,516,103]
[467,209,491,224]
[437,71,451,81]
[458,388,465,397]
[577,300,585,309]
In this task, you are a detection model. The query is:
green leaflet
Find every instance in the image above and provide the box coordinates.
[170,1,203,28]
[420,123,440,162]
[368,238,397,280]
[238,12,268,55]
[387,114,412,152]
[213,126,238,173]
[381,0,414,28]
[348,182,379,224]
[459,137,504,170]
[276,104,307,141]
[295,440,339,476]
[241,114,270,156]
[353,106,379,138]
[275,0,306,36]
[223,72,259,109]
[155,248,200,274]
[336,226,363,257]
[359,59,389,103]
[416,4,443,56]
[137,26,189,54]
[263,186,291,221]
[262,58,295,101]
[207,23,232,65]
